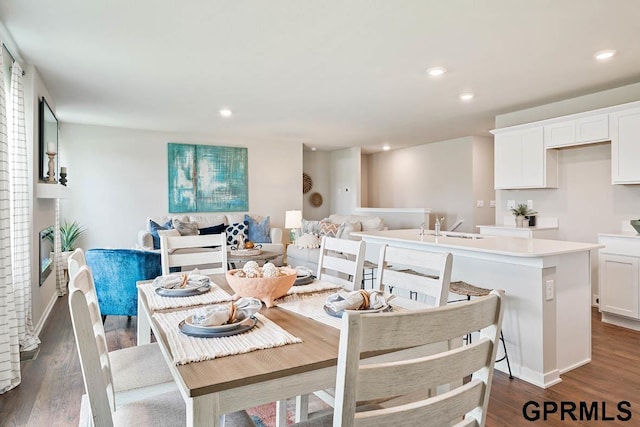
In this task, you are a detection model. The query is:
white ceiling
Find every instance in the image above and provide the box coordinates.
[1,0,639,153]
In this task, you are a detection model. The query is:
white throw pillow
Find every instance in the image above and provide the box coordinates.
[296,233,321,249]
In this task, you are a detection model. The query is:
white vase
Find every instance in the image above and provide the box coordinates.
[515,216,525,228]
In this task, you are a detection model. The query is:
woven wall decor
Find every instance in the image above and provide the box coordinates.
[310,192,323,207]
[303,173,313,194]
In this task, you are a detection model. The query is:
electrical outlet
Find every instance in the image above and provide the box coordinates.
[545,280,554,301]
[476,200,484,208]
[489,200,496,208]
[507,200,516,209]
[592,294,599,306]
[527,200,534,210]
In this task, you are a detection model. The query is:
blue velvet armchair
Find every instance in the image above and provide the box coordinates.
[85,249,162,319]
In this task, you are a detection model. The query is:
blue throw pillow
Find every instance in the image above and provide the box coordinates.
[199,223,227,235]
[245,214,272,243]
[148,219,173,249]
[226,221,248,246]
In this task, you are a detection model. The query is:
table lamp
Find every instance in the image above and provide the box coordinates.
[285,210,302,244]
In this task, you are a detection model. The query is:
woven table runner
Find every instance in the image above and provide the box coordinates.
[153,311,302,365]
[285,279,342,296]
[139,281,233,310]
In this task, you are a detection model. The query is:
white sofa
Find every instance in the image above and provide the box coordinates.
[138,213,284,265]
[286,214,385,272]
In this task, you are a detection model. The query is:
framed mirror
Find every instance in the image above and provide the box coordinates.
[39,97,58,182]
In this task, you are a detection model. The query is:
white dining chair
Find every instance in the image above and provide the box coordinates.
[70,265,258,427]
[291,289,505,427]
[316,236,365,291]
[160,233,228,275]
[376,244,453,308]
[67,247,86,279]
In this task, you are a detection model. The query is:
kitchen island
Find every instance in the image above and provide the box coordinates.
[353,229,602,388]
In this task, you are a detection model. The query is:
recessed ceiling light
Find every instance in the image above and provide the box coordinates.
[459,93,474,101]
[382,144,391,151]
[219,108,233,118]
[427,67,447,77]
[311,147,317,151]
[594,49,616,61]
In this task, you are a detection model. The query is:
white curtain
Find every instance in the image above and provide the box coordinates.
[0,47,21,394]
[8,61,40,351]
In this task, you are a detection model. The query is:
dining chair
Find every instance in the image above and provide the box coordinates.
[67,247,86,279]
[160,233,228,275]
[376,244,453,308]
[315,236,365,291]
[291,289,505,427]
[69,265,257,427]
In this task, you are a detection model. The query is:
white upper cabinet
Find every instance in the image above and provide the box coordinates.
[494,127,558,189]
[544,114,609,148]
[610,107,640,184]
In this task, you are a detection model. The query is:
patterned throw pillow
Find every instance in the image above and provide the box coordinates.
[319,221,341,238]
[148,219,173,249]
[226,221,249,246]
[199,223,226,235]
[244,214,272,243]
[172,219,199,236]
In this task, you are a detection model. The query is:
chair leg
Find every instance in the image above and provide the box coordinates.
[101,315,106,324]
[496,331,514,379]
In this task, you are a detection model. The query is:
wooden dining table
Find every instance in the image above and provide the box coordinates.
[137,274,430,427]
[137,274,349,427]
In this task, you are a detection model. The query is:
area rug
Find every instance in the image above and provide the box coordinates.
[247,395,331,427]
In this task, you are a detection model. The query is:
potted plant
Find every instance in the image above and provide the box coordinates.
[44,220,86,264]
[510,204,537,228]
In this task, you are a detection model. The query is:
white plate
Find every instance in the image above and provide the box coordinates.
[184,313,252,332]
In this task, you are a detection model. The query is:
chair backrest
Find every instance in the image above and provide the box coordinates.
[85,249,162,317]
[316,236,365,291]
[68,265,117,424]
[67,247,86,279]
[333,289,505,427]
[160,233,227,275]
[376,244,453,307]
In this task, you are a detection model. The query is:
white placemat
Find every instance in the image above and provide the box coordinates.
[277,293,429,329]
[153,311,302,365]
[139,281,233,310]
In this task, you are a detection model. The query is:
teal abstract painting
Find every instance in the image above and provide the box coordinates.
[168,143,248,213]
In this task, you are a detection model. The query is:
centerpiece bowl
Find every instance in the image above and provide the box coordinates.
[226,267,297,307]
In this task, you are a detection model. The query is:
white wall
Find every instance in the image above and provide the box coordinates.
[472,136,495,228]
[494,82,640,300]
[302,150,330,220]
[365,136,494,233]
[59,123,302,250]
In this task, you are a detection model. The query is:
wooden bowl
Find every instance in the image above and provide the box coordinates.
[226,267,297,308]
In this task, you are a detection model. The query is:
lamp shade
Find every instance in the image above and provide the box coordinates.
[285,210,302,229]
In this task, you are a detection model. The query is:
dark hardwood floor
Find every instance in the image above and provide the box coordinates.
[1,297,639,426]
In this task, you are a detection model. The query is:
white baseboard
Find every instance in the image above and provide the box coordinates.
[34,292,59,337]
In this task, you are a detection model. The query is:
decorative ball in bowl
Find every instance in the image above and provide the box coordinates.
[226,265,297,308]
[631,220,640,234]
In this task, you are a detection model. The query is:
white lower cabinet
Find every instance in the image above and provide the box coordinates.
[598,234,640,328]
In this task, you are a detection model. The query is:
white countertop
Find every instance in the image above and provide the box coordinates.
[353,229,602,258]
[477,224,558,231]
[598,232,640,239]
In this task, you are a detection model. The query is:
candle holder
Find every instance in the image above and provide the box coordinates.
[46,152,57,183]
[59,171,67,186]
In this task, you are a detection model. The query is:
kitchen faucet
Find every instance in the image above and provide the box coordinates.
[435,216,445,236]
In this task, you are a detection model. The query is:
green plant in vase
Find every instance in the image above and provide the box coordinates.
[44,220,86,252]
[510,204,537,227]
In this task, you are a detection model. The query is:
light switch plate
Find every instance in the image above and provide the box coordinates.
[527,200,533,209]
[507,200,516,209]
[489,200,496,208]
[476,200,484,208]
[545,280,554,301]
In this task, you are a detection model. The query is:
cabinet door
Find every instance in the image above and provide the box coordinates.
[600,253,639,318]
[494,132,522,189]
[611,107,640,184]
[520,127,545,187]
[576,114,609,143]
[544,121,575,148]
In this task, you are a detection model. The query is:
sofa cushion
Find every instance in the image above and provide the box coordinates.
[329,214,384,231]
[337,221,362,240]
[319,221,341,238]
[188,215,228,227]
[296,233,320,249]
[148,219,173,249]
[244,214,272,243]
[287,245,322,263]
[199,223,226,235]
[172,219,199,236]
[226,221,249,246]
